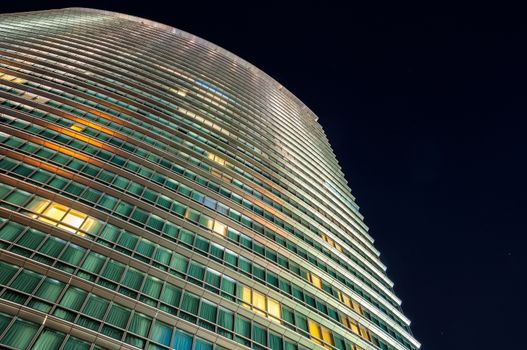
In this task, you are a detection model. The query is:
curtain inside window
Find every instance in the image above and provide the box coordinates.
[31,329,65,350]
[59,287,87,311]
[35,278,65,303]
[0,318,38,349]
[151,320,172,346]
[101,261,125,283]
[142,276,163,299]
[172,330,193,350]
[63,338,91,350]
[199,300,217,323]
[82,295,109,319]
[194,338,213,350]
[0,261,18,285]
[128,313,151,337]
[269,333,284,350]
[105,304,131,329]
[11,269,42,293]
[160,284,181,307]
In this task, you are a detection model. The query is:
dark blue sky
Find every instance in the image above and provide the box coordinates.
[4,2,526,349]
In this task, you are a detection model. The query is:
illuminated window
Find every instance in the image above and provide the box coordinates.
[25,198,93,236]
[321,326,335,349]
[239,285,282,322]
[41,203,68,224]
[252,290,266,316]
[339,291,352,308]
[352,300,362,315]
[308,273,323,289]
[207,152,226,166]
[359,326,371,341]
[59,209,87,233]
[169,87,187,97]
[344,317,360,335]
[267,297,281,323]
[241,285,252,309]
[308,319,322,345]
[213,221,227,235]
[70,124,84,132]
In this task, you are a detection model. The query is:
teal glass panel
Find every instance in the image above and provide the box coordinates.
[172,330,192,350]
[0,318,38,349]
[31,329,65,350]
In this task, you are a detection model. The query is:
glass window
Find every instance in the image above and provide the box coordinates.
[128,312,151,337]
[235,315,251,346]
[194,338,213,350]
[0,318,38,349]
[172,330,193,350]
[59,287,87,311]
[106,304,131,329]
[0,262,18,285]
[253,324,267,346]
[31,329,65,350]
[160,284,181,307]
[151,320,172,346]
[11,269,42,293]
[35,278,65,303]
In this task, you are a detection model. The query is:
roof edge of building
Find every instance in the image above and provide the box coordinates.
[64,7,319,122]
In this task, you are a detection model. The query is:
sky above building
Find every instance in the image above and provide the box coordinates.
[2,1,525,349]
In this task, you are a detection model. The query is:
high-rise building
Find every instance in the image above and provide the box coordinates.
[0,7,419,350]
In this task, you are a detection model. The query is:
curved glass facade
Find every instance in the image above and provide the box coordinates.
[0,7,419,350]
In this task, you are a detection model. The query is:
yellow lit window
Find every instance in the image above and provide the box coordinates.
[308,319,323,345]
[207,152,226,166]
[359,326,371,341]
[59,209,87,233]
[25,198,93,236]
[352,300,362,315]
[41,203,68,224]
[335,242,343,252]
[252,290,266,316]
[267,297,281,322]
[339,291,352,308]
[349,318,360,335]
[308,273,323,289]
[241,285,252,309]
[321,326,335,349]
[79,217,98,236]
[0,74,16,81]
[169,87,187,97]
[213,221,227,235]
[70,124,84,132]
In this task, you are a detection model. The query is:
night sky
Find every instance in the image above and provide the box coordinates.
[3,2,526,349]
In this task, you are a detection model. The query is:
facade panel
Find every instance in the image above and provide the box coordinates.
[0,7,419,350]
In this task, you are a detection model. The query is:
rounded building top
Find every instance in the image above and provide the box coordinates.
[65,7,319,122]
